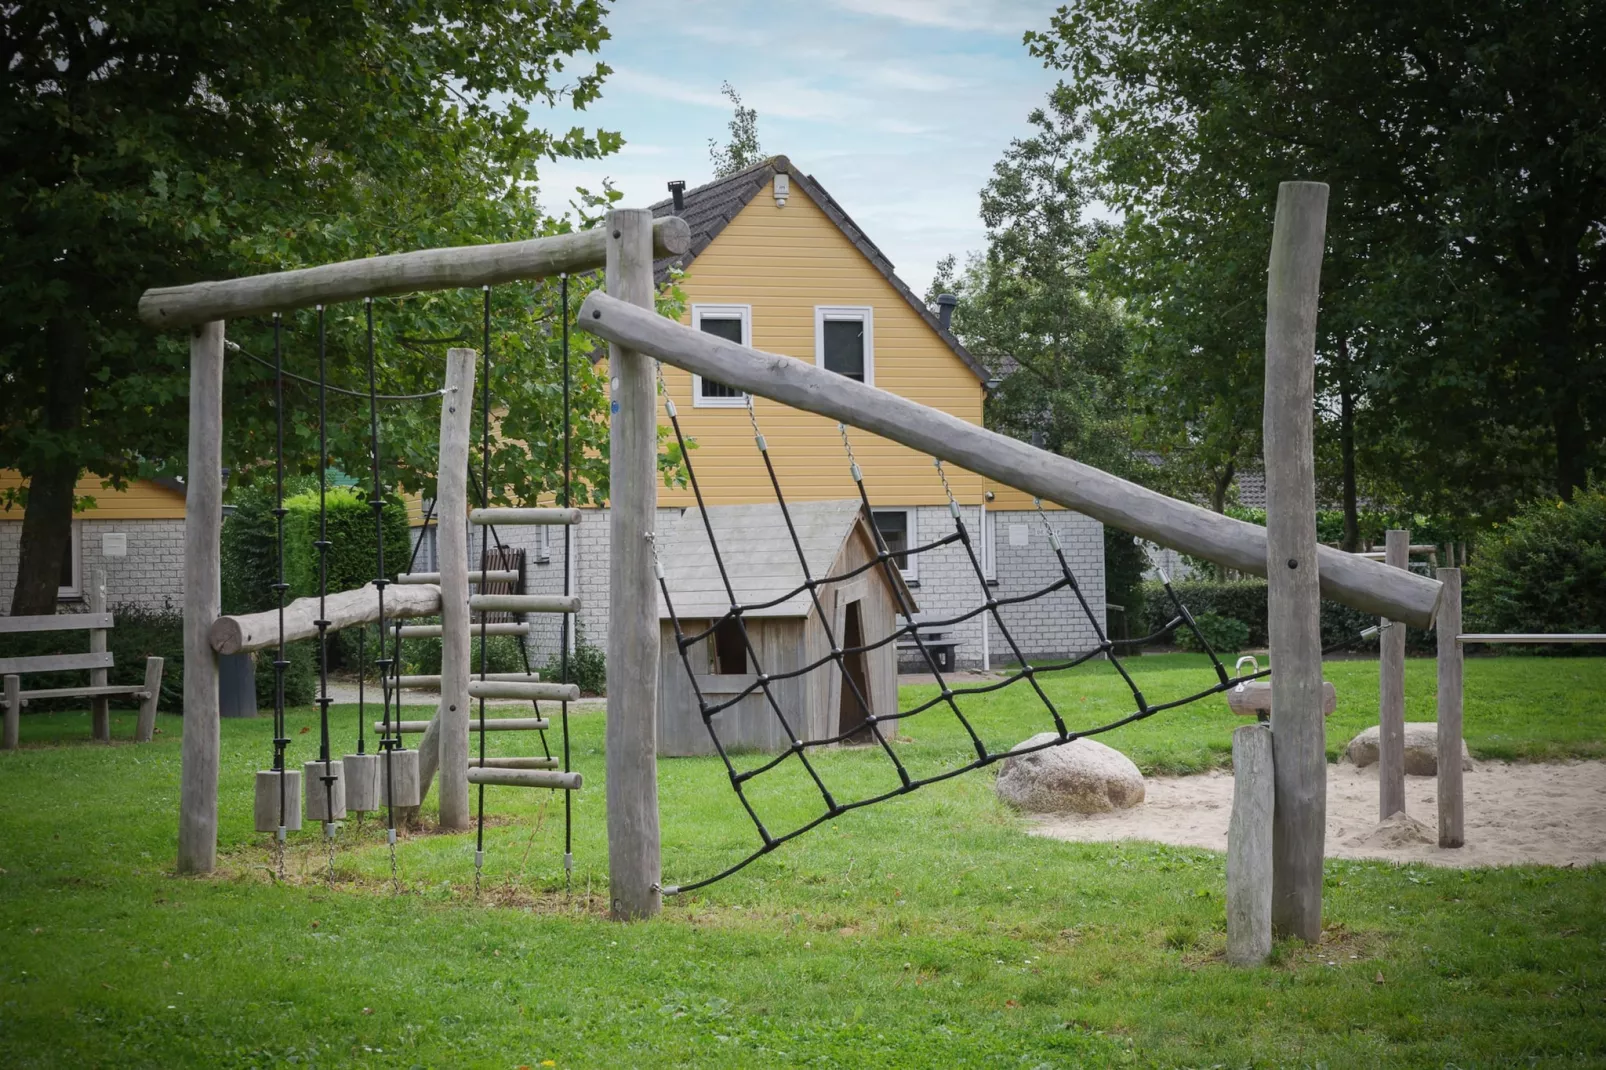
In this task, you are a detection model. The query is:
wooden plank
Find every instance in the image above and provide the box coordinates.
[1263,181,1329,945]
[467,680,580,702]
[89,571,110,742]
[1378,529,1409,820]
[383,717,550,733]
[395,569,519,586]
[435,347,477,831]
[397,622,529,639]
[605,208,663,921]
[136,657,164,743]
[1436,569,1465,848]
[469,507,582,526]
[178,320,225,875]
[1227,680,1336,717]
[1457,633,1606,644]
[0,612,114,635]
[468,594,579,614]
[467,767,582,791]
[3,675,18,750]
[576,291,1444,629]
[1227,723,1274,966]
[138,216,692,330]
[211,582,440,654]
[17,685,149,701]
[0,651,115,675]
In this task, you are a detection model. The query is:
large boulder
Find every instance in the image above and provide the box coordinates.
[995,733,1146,814]
[1344,722,1473,776]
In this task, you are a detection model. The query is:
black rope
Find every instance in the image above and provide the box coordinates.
[475,287,491,886]
[560,274,574,885]
[271,315,290,859]
[364,298,401,849]
[314,306,338,853]
[229,340,447,401]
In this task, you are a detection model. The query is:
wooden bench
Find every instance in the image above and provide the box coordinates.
[895,613,959,674]
[1,571,164,749]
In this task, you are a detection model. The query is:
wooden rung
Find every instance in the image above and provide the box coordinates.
[396,622,531,639]
[380,717,551,733]
[470,594,579,614]
[467,680,579,702]
[0,612,114,635]
[14,685,149,705]
[1226,680,1337,717]
[466,767,582,790]
[469,756,561,770]
[396,672,540,688]
[469,507,581,526]
[0,651,116,675]
[395,569,520,585]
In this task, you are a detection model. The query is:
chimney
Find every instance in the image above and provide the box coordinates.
[936,293,958,331]
[667,179,686,213]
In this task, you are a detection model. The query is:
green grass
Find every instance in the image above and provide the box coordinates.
[1,654,1602,1067]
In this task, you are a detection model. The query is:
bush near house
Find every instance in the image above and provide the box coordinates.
[1137,579,1437,654]
[1174,611,1249,655]
[1466,489,1606,652]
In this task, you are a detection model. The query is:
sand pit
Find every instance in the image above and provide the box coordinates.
[1029,759,1606,868]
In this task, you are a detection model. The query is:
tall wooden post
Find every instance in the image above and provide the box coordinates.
[1227,723,1274,965]
[1263,181,1328,943]
[1378,528,1409,819]
[605,208,662,920]
[434,347,477,831]
[178,320,225,874]
[88,570,110,741]
[1436,568,1464,847]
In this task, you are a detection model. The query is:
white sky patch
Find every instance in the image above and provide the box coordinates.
[535,0,1064,293]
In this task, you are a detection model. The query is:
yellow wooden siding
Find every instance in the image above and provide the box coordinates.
[658,180,1044,511]
[0,471,187,520]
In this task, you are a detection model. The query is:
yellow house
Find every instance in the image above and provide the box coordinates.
[620,157,1108,668]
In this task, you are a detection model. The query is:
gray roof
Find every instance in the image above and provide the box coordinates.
[657,499,907,621]
[649,156,991,384]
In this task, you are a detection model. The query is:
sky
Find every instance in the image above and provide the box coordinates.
[536,0,1066,296]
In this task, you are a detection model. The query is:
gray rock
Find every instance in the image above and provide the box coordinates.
[995,733,1146,813]
[1344,722,1473,775]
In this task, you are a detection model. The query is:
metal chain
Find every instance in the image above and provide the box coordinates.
[935,458,961,518]
[325,822,337,884]
[838,423,863,483]
[389,835,400,894]
[274,829,286,883]
[1033,497,1065,554]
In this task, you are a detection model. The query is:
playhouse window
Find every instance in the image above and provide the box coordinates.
[872,508,915,582]
[815,306,873,385]
[712,617,748,674]
[692,305,751,406]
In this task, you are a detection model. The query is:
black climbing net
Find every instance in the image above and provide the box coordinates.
[652,379,1385,895]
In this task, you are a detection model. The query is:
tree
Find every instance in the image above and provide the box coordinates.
[708,82,764,177]
[1029,0,1606,526]
[1,2,620,614]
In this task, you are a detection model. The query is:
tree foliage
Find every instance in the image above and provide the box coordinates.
[708,82,764,178]
[1029,0,1606,526]
[1,1,622,613]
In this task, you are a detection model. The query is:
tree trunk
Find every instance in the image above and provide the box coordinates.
[1337,337,1360,552]
[10,317,88,616]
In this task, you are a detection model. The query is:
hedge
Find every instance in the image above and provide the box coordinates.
[1136,577,1438,655]
[1465,489,1605,652]
[282,486,412,601]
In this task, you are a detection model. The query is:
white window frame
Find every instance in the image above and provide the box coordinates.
[691,304,752,407]
[815,306,874,386]
[872,507,916,583]
[57,521,82,601]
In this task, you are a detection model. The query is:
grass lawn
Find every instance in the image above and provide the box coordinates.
[1,653,1602,1067]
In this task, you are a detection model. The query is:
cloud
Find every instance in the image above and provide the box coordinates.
[871,64,970,93]
[827,0,1044,34]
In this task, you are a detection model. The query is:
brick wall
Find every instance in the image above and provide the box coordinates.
[0,518,187,615]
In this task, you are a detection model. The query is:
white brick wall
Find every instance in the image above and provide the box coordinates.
[0,519,187,614]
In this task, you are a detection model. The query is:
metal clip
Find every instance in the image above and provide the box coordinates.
[1234,655,1260,693]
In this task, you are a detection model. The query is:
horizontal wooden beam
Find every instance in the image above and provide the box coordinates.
[396,672,539,688]
[382,717,550,733]
[467,679,580,703]
[469,507,582,526]
[0,612,114,635]
[139,216,692,330]
[395,622,530,639]
[0,651,116,675]
[577,292,1443,628]
[469,594,579,615]
[466,767,582,791]
[1457,633,1606,644]
[210,583,442,654]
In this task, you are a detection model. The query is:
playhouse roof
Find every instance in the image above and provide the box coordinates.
[656,499,914,621]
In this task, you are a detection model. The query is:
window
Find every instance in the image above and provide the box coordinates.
[711,618,748,674]
[872,508,915,582]
[815,306,874,385]
[57,522,82,601]
[692,304,751,407]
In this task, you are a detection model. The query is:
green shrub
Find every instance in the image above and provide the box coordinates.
[1136,578,1437,654]
[1175,612,1250,655]
[542,628,606,696]
[253,639,318,708]
[1103,527,1148,643]
[1466,489,1606,652]
[400,628,529,676]
[282,486,411,602]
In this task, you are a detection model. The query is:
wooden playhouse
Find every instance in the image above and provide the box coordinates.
[655,499,916,757]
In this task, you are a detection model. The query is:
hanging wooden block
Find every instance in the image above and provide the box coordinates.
[378,747,422,808]
[343,752,382,812]
[303,758,347,822]
[254,769,303,833]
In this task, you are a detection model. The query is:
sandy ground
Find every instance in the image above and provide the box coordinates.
[1030,760,1606,868]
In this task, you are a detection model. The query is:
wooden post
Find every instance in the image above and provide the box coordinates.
[88,571,110,741]
[1436,568,1465,847]
[1262,181,1328,943]
[1227,723,1274,966]
[178,320,225,874]
[434,347,477,832]
[605,208,662,921]
[136,656,163,742]
[1378,528,1409,819]
[3,674,18,750]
